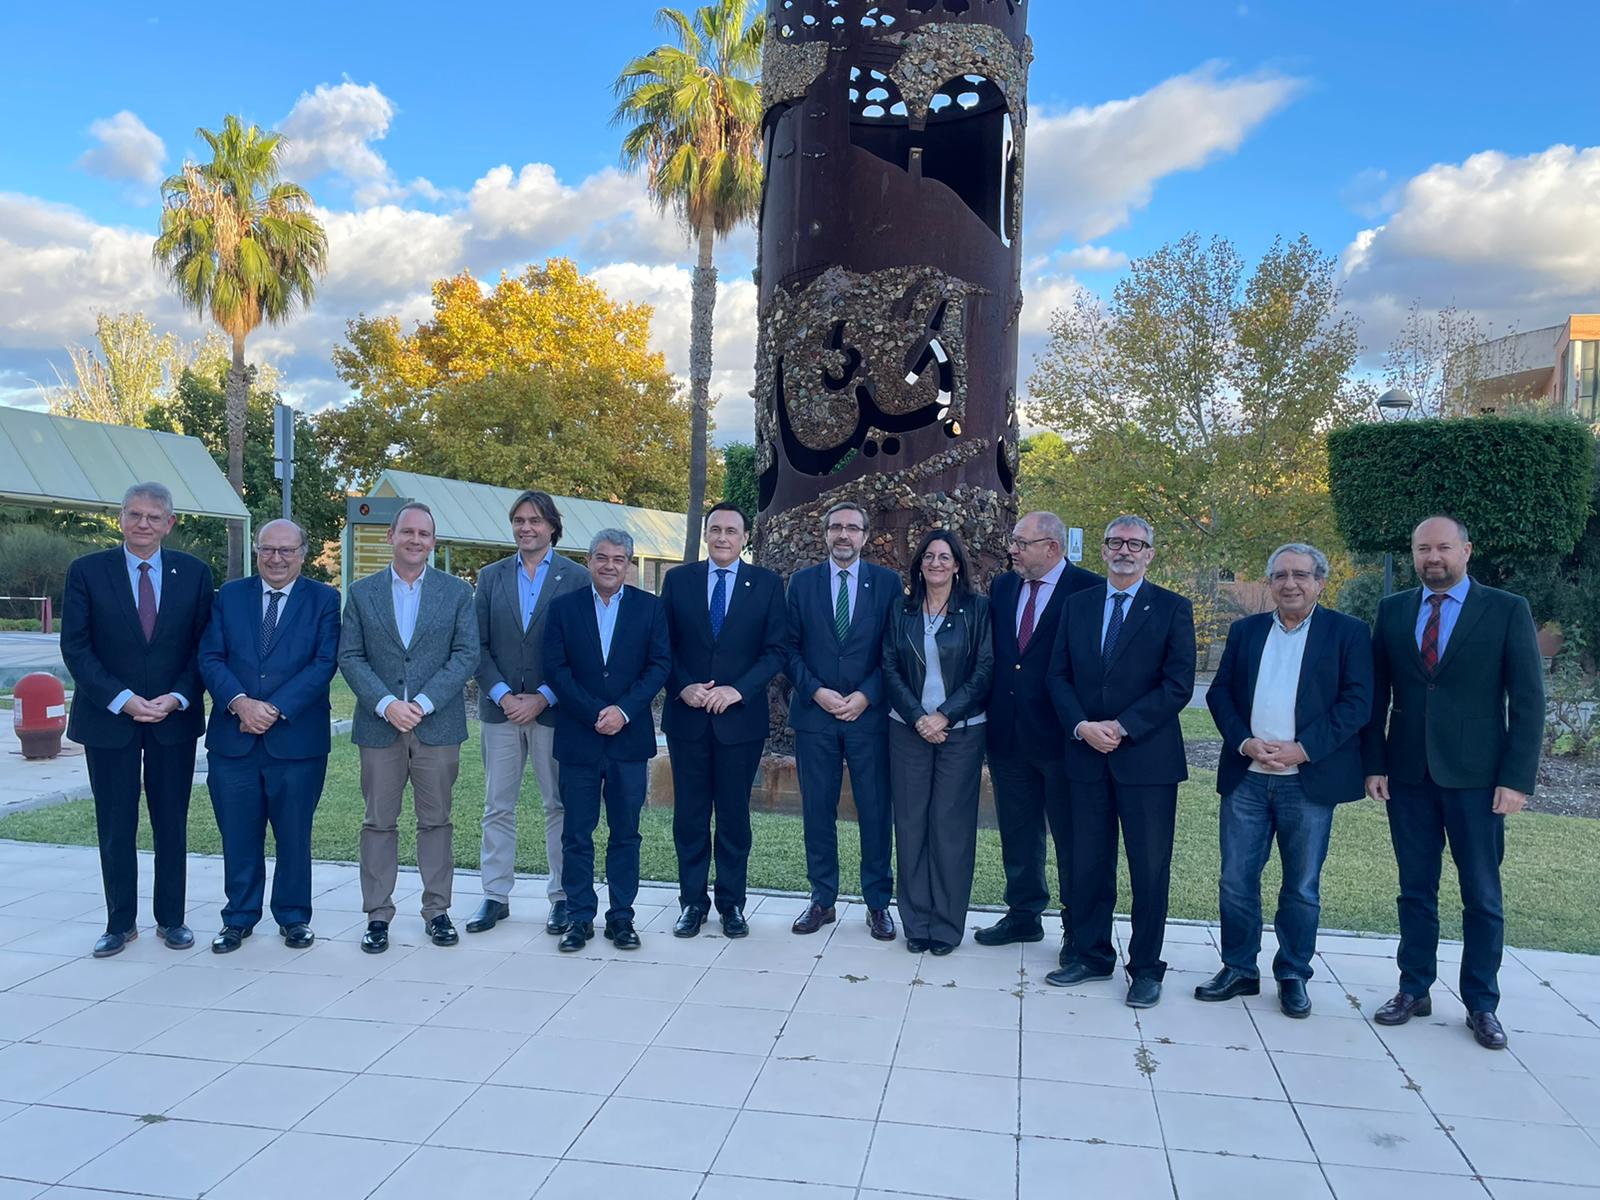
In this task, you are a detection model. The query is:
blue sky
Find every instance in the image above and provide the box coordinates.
[2,0,1596,443]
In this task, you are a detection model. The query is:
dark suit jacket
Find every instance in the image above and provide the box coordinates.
[62,546,212,749]
[544,585,671,763]
[1361,579,1544,793]
[474,551,588,725]
[199,576,341,760]
[661,560,791,745]
[987,563,1103,759]
[882,594,994,726]
[1207,606,1374,806]
[784,559,900,734]
[1047,578,1196,785]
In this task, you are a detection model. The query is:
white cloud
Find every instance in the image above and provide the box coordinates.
[1025,63,1301,244]
[278,81,396,187]
[76,111,166,187]
[1051,245,1129,273]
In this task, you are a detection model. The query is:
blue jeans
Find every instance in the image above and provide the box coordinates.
[1218,772,1335,982]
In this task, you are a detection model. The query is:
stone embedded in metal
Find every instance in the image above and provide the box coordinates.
[755,0,1031,580]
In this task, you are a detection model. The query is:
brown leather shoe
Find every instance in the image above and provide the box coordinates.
[1467,1011,1508,1049]
[1373,991,1432,1025]
[867,907,896,941]
[792,903,836,935]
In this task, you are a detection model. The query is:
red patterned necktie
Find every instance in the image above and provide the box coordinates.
[1017,579,1042,653]
[137,562,157,642]
[1420,593,1445,674]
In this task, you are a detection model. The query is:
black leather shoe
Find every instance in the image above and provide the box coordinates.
[721,908,749,938]
[1374,991,1432,1025]
[792,903,836,934]
[1058,936,1075,970]
[545,901,571,936]
[674,906,707,938]
[466,899,510,934]
[211,925,252,954]
[92,929,135,958]
[906,937,930,953]
[974,912,1045,947]
[1126,977,1163,1009]
[156,924,194,950]
[1467,1011,1508,1049]
[867,908,896,941]
[1045,960,1116,988]
[279,923,315,950]
[1194,966,1261,1002]
[559,921,594,952]
[361,920,390,954]
[428,915,459,947]
[1279,978,1312,1019]
[928,941,955,957]
[605,920,641,950]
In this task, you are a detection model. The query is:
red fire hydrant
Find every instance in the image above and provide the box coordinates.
[14,672,67,760]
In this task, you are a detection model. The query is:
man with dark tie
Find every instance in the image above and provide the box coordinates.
[977,511,1102,958]
[469,490,588,937]
[1363,515,1544,1050]
[1198,543,1373,1016]
[1047,515,1196,1008]
[60,482,213,957]
[661,503,790,938]
[784,501,900,940]
[543,529,671,953]
[199,519,341,953]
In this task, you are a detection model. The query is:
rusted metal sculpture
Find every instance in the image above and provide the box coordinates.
[754,0,1031,578]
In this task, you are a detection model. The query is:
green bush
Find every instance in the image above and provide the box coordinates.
[0,618,42,631]
[0,525,87,613]
[1334,571,1384,626]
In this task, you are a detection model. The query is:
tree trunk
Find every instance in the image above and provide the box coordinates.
[684,223,717,563]
[225,332,248,580]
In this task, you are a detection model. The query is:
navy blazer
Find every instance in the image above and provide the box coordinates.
[1047,579,1196,785]
[544,585,671,764]
[784,559,899,734]
[987,563,1103,759]
[62,546,213,749]
[200,576,342,761]
[1207,606,1374,806]
[661,559,791,745]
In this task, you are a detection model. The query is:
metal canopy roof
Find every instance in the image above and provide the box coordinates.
[370,469,687,560]
[0,406,249,520]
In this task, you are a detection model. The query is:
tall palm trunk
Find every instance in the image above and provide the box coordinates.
[684,221,717,562]
[225,331,249,579]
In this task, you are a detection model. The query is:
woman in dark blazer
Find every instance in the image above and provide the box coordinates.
[882,529,995,954]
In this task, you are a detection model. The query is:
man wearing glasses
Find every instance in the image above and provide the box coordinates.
[199,520,342,953]
[977,512,1102,959]
[785,502,900,939]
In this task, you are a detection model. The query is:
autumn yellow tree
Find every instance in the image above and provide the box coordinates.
[319,258,711,509]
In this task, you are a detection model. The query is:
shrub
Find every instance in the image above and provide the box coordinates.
[0,526,86,614]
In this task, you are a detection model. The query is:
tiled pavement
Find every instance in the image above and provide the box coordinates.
[0,839,1597,1199]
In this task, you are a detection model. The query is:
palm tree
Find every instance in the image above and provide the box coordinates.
[614,0,765,562]
[153,115,328,578]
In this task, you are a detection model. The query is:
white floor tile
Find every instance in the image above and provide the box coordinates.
[429,1084,603,1157]
[1143,1041,1287,1100]
[321,977,466,1024]
[33,1001,187,1052]
[0,1042,115,1103]
[1156,1091,1315,1160]
[568,1095,735,1172]
[0,993,93,1042]
[584,960,705,1002]
[538,992,677,1045]
[746,1056,889,1121]
[532,1159,700,1200]
[1450,1114,1600,1186]
[1273,1051,1430,1113]
[1020,1077,1161,1146]
[249,1014,412,1071]
[368,1145,553,1200]
[368,1023,528,1083]
[156,1007,303,1062]
[773,1012,903,1067]
[1019,1137,1174,1199]
[205,1130,406,1199]
[616,1045,764,1108]
[1168,1149,1333,1199]
[425,985,567,1035]
[685,966,808,1011]
[653,1002,788,1056]
[169,1061,353,1129]
[702,1179,852,1200]
[1321,1164,1491,1200]
[60,1116,274,1196]
[1021,1030,1154,1089]
[712,1111,874,1188]
[295,1071,475,1143]
[45,1051,228,1115]
[210,970,360,1016]
[861,1122,1016,1200]
[882,1066,1019,1135]
[894,1019,1019,1077]
[1296,1102,1473,1175]
[0,1106,138,1186]
[489,1033,644,1094]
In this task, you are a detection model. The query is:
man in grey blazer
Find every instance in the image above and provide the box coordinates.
[468,490,588,936]
[338,502,479,953]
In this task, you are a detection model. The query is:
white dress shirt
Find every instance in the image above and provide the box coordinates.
[1015,558,1066,635]
[1245,608,1313,774]
[376,567,434,719]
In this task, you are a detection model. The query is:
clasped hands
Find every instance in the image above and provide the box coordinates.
[230,697,281,735]
[383,699,426,733]
[1364,774,1527,815]
[679,681,744,715]
[813,687,869,722]
[1076,720,1123,754]
[914,712,950,744]
[499,692,549,725]
[121,694,181,724]
[1242,737,1309,772]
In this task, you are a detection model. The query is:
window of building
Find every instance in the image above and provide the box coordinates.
[1581,341,1599,421]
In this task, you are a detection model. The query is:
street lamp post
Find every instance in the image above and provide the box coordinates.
[1376,388,1416,596]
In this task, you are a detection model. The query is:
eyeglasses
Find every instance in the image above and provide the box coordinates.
[826,523,866,535]
[921,553,956,566]
[1269,570,1317,583]
[1104,537,1152,552]
[256,546,303,558]
[122,511,169,526]
[1008,536,1053,550]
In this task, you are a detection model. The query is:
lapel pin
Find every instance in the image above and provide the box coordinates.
[743,580,751,588]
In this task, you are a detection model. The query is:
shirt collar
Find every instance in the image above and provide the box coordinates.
[1037,559,1066,588]
[124,544,161,574]
[1272,605,1314,636]
[1428,576,1472,606]
[1108,576,1144,602]
[709,557,741,579]
[593,585,622,608]
[389,565,424,591]
[261,576,297,599]
[517,552,551,583]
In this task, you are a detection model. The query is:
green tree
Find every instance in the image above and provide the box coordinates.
[614,0,764,562]
[153,114,328,578]
[721,441,758,523]
[47,312,230,428]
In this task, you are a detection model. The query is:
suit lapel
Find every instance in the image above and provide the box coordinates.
[149,556,184,642]
[107,551,145,642]
[523,554,568,639]
[1019,574,1065,661]
[263,581,308,660]
[1243,612,1271,706]
[1106,585,1156,669]
[370,571,406,651]
[1291,607,1330,722]
[695,560,718,642]
[1433,581,1486,678]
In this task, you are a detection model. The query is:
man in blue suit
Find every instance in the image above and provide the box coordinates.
[785,501,900,940]
[544,528,671,953]
[199,519,342,953]
[1199,543,1373,1017]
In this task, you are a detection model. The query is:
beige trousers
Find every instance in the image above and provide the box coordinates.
[479,718,565,904]
[359,733,460,923]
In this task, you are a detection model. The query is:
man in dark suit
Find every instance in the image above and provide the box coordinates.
[978,510,1102,958]
[544,528,671,953]
[469,490,588,937]
[661,503,790,939]
[1047,515,1196,1008]
[1198,543,1373,1017]
[1363,515,1544,1050]
[199,519,341,953]
[785,501,900,940]
[60,482,213,957]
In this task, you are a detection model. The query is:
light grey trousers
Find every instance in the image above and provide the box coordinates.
[890,719,985,946]
[479,718,565,903]
[359,733,459,924]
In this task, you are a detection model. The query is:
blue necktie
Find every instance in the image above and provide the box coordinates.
[1102,592,1129,670]
[710,569,729,640]
[260,591,283,657]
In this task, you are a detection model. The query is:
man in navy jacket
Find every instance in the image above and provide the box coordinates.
[199,519,341,953]
[544,528,671,953]
[1199,543,1373,1017]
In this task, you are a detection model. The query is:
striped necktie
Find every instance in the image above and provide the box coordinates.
[1102,592,1129,669]
[261,590,283,657]
[834,570,850,641]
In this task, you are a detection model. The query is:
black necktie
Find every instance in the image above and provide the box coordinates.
[1102,592,1129,669]
[261,591,283,657]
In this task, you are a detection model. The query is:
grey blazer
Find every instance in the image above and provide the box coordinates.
[475,551,588,725]
[338,566,479,748]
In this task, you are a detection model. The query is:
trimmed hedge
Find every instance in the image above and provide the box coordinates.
[1328,418,1594,555]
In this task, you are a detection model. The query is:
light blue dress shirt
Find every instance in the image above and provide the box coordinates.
[594,586,623,662]
[376,567,434,719]
[707,557,741,610]
[829,559,861,626]
[488,554,558,707]
[108,545,189,715]
[1414,576,1471,656]
[1099,576,1146,647]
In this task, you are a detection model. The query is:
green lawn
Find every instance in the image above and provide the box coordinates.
[4,719,1598,954]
